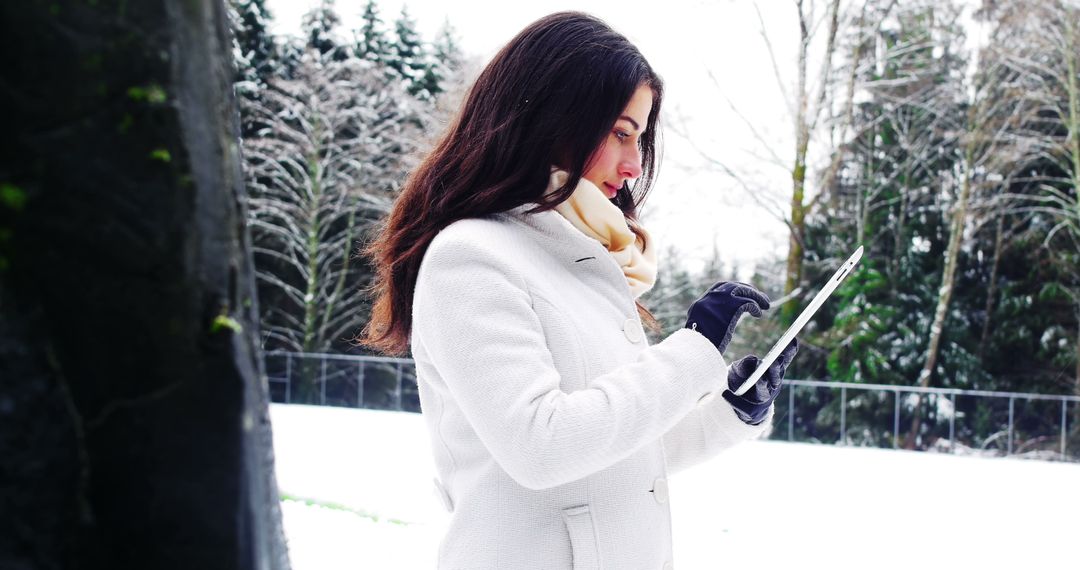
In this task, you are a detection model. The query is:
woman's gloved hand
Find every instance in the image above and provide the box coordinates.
[721,339,799,425]
[684,281,770,354]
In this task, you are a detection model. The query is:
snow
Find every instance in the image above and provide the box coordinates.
[271,404,1080,569]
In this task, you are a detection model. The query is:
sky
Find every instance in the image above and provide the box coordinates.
[272,404,1080,569]
[266,0,825,282]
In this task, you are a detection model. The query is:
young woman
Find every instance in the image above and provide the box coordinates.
[363,11,797,570]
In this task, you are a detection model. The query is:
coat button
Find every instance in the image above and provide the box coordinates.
[623,318,643,343]
[652,477,669,504]
[662,562,674,570]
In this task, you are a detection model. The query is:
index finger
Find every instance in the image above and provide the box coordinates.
[732,285,771,311]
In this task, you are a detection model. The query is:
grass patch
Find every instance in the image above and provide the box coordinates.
[280,493,410,526]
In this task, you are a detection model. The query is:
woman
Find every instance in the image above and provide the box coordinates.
[362,12,797,570]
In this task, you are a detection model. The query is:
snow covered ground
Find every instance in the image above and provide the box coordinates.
[270,404,1079,569]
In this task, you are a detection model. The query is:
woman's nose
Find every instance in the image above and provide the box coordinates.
[619,148,643,180]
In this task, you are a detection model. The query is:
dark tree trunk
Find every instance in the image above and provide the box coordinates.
[0,1,290,569]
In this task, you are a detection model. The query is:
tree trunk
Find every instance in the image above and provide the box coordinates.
[978,216,1005,361]
[891,164,910,285]
[783,3,812,326]
[0,1,290,569]
[782,0,841,325]
[823,0,876,212]
[906,150,974,449]
[784,151,809,324]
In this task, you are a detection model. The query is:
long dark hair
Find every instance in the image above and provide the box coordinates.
[361,11,665,355]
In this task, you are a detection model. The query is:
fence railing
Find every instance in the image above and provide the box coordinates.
[265,351,419,412]
[780,379,1079,461]
[265,351,1080,462]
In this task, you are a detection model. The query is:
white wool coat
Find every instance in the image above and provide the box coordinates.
[411,204,773,570]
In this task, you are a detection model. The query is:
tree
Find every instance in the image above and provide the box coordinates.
[354,0,389,64]
[389,6,435,99]
[991,0,1080,395]
[302,0,345,59]
[427,19,473,127]
[432,18,464,76]
[229,0,282,138]
[644,245,701,341]
[0,0,288,567]
[780,0,843,325]
[901,0,1040,446]
[799,0,967,386]
[230,0,278,83]
[241,47,423,377]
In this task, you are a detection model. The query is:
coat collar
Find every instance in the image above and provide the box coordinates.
[500,204,611,259]
[498,204,640,303]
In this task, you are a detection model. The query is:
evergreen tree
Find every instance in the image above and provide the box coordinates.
[301,0,344,60]
[426,19,471,123]
[390,6,435,99]
[228,0,282,137]
[432,18,464,74]
[643,245,700,341]
[231,0,278,83]
[355,0,388,64]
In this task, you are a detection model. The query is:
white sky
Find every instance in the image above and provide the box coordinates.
[267,0,825,281]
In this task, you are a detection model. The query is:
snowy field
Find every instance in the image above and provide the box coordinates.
[270,404,1079,569]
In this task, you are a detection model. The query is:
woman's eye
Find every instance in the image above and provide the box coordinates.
[614,130,629,142]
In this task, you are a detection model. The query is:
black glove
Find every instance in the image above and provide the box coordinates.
[685,281,770,354]
[721,339,799,425]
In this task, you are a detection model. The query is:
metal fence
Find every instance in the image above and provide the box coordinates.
[265,351,419,412]
[778,379,1079,461]
[265,351,1080,462]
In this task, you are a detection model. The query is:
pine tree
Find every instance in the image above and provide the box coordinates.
[643,245,700,340]
[228,0,282,138]
[231,0,278,83]
[301,0,344,60]
[426,19,471,122]
[355,0,388,64]
[432,18,464,74]
[390,6,434,99]
[412,16,467,101]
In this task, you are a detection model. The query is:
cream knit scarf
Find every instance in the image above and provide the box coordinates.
[547,170,658,298]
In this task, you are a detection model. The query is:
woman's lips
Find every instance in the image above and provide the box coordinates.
[603,182,619,198]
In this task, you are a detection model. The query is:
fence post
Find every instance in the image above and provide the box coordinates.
[949,393,956,454]
[395,362,403,411]
[320,357,327,406]
[285,353,292,404]
[788,385,794,442]
[1007,396,1014,456]
[839,386,846,446]
[893,390,900,449]
[1061,399,1067,460]
[358,360,365,409]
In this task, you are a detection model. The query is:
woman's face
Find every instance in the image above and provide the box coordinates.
[584,83,654,199]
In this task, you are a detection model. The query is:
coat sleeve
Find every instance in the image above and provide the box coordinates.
[412,234,727,490]
[660,394,774,475]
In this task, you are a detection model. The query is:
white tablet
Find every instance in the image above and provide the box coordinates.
[732,245,864,396]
